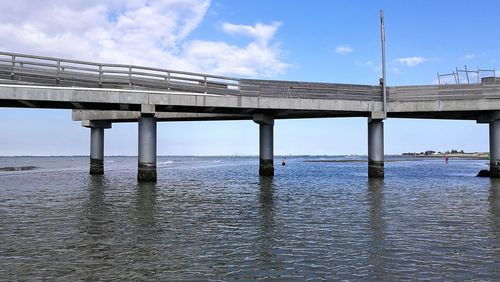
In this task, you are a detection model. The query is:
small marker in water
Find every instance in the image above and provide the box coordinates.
[282,157,286,166]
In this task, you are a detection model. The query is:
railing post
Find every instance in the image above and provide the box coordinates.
[204,76,207,94]
[56,60,61,84]
[166,71,171,90]
[464,65,470,84]
[98,65,103,87]
[128,66,132,86]
[10,55,15,79]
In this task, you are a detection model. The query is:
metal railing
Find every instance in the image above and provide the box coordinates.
[0,51,241,94]
[437,66,497,85]
[0,51,384,101]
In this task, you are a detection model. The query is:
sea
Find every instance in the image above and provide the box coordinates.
[0,156,499,280]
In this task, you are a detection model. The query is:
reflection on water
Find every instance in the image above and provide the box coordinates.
[489,179,500,214]
[82,176,111,238]
[489,179,500,238]
[367,179,387,280]
[134,182,157,228]
[258,176,275,234]
[256,176,279,267]
[1,156,500,280]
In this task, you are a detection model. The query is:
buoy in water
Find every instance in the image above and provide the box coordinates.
[282,158,286,166]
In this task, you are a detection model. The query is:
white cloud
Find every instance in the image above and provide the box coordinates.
[0,0,288,77]
[463,53,475,60]
[222,22,281,44]
[183,40,288,76]
[396,56,426,67]
[335,45,353,55]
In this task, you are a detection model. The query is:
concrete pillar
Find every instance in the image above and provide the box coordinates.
[90,127,104,175]
[83,120,111,175]
[368,119,384,178]
[490,120,500,178]
[259,123,274,176]
[138,115,157,182]
[254,114,274,176]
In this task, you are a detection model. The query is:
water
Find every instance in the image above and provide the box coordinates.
[0,156,499,280]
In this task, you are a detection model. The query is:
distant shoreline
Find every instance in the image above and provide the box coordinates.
[0,154,490,160]
[303,154,489,163]
[399,154,488,160]
[304,159,411,163]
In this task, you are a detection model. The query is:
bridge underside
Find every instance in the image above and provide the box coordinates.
[71,109,487,122]
[388,111,484,120]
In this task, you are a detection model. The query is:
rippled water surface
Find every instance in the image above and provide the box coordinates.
[1,156,499,280]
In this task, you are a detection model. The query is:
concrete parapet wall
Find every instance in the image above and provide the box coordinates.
[2,79,500,122]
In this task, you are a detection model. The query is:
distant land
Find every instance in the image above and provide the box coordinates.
[401,150,488,159]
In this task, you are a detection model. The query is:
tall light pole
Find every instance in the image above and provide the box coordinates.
[380,10,387,119]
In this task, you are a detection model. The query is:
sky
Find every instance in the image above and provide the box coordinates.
[0,0,499,156]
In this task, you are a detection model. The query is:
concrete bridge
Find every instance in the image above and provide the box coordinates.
[1,51,500,181]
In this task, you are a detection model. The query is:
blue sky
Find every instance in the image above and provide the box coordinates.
[0,0,498,156]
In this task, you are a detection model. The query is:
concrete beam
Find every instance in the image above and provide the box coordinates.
[2,78,500,121]
[477,111,500,124]
[73,109,376,122]
[18,100,37,108]
[253,113,274,125]
[0,84,380,113]
[141,104,155,114]
[71,102,84,109]
[82,120,112,129]
[369,111,385,121]
[73,110,250,122]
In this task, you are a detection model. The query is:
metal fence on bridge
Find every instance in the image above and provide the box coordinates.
[0,51,241,95]
[0,51,383,102]
[437,66,497,85]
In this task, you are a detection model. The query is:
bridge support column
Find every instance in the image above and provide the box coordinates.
[90,127,105,175]
[83,121,111,175]
[368,119,384,178]
[138,115,157,182]
[490,119,500,178]
[254,114,274,176]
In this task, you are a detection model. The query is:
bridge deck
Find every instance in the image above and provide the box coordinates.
[1,51,500,121]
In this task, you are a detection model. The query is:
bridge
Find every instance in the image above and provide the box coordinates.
[1,51,500,181]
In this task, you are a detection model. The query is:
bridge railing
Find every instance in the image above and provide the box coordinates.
[240,79,382,101]
[0,51,382,101]
[437,67,497,85]
[387,83,500,102]
[0,51,241,95]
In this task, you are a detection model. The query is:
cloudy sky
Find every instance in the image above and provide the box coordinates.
[0,0,499,156]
